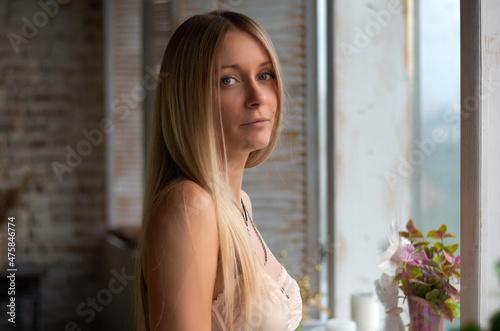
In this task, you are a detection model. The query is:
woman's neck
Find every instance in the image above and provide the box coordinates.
[226,152,248,204]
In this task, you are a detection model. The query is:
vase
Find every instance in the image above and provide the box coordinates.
[408,296,444,331]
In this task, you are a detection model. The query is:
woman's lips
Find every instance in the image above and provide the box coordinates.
[241,119,269,127]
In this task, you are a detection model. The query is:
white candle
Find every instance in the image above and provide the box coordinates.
[325,319,357,331]
[351,293,380,331]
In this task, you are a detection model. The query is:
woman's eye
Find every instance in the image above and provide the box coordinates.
[259,72,274,81]
[221,77,235,86]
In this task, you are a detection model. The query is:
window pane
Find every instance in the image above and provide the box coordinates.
[417,1,460,329]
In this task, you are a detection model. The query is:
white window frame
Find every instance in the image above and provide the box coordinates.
[460,0,500,327]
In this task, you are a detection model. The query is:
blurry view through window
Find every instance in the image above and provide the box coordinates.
[416,1,460,329]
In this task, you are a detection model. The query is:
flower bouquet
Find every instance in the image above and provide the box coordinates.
[376,217,460,331]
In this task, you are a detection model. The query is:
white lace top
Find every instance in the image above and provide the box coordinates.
[211,266,302,331]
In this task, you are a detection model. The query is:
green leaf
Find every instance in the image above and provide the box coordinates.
[406,219,424,240]
[427,224,446,239]
[425,289,442,301]
[445,243,459,255]
[441,302,454,322]
[414,241,430,249]
[433,242,445,250]
[442,264,454,278]
[426,259,440,268]
[413,284,431,298]
[427,224,456,240]
[399,231,409,239]
[425,247,435,260]
[444,297,460,319]
[396,265,423,282]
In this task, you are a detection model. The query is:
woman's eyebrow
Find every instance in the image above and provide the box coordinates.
[220,61,271,70]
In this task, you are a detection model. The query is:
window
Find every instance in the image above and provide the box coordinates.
[414,0,460,256]
[328,0,500,328]
[415,1,461,329]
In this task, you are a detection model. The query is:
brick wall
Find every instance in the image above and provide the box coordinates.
[0,0,107,329]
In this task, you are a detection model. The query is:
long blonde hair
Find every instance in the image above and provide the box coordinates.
[134,10,284,330]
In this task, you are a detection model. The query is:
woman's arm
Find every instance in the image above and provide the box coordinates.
[142,181,219,330]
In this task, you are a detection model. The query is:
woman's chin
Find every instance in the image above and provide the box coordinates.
[244,138,271,153]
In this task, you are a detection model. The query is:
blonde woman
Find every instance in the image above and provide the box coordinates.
[135,10,302,331]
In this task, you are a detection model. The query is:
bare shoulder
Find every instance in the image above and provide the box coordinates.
[143,179,218,262]
[151,181,216,231]
[166,180,215,216]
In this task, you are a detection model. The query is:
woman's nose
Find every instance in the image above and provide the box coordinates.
[244,80,265,108]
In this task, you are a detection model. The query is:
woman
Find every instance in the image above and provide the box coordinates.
[134,10,302,331]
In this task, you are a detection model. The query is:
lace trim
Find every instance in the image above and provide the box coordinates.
[265,266,303,330]
[276,265,286,284]
[212,265,285,308]
[212,284,242,324]
[277,267,302,330]
[274,268,300,301]
[212,290,225,310]
[212,266,302,330]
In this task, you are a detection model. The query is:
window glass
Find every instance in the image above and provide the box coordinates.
[417,1,460,329]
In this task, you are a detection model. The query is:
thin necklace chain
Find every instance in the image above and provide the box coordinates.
[240,199,268,268]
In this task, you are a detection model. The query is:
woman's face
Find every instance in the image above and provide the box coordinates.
[215,30,278,159]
